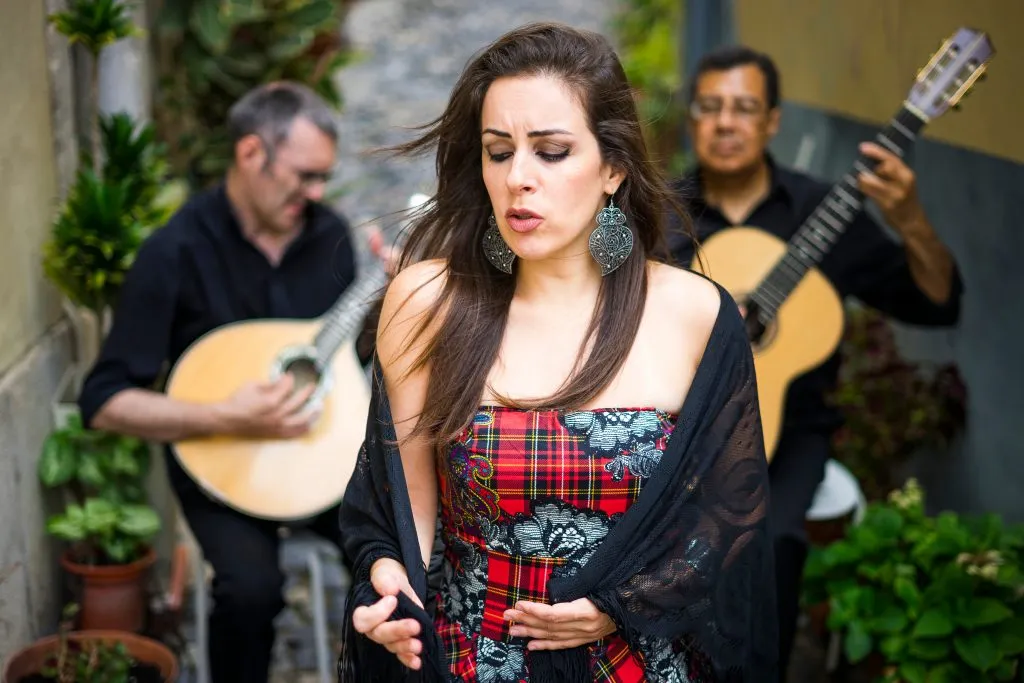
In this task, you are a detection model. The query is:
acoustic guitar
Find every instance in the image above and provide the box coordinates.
[691,28,994,461]
[165,195,425,521]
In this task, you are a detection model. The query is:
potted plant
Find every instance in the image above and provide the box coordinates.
[2,604,178,683]
[803,478,1024,682]
[43,0,187,395]
[38,414,161,632]
[828,306,968,502]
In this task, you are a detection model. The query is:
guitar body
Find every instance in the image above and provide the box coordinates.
[165,318,371,521]
[693,226,845,460]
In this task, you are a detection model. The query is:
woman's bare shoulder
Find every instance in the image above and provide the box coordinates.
[376,259,449,369]
[647,261,723,336]
[381,258,449,316]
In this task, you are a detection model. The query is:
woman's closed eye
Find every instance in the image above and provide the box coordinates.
[485,146,571,163]
[538,147,570,162]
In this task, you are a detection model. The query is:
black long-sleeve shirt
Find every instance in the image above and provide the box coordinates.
[78,184,360,494]
[668,156,963,436]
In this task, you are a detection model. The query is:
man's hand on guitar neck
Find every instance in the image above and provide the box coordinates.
[856,142,926,231]
[856,141,956,305]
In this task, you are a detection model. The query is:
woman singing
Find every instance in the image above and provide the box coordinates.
[338,21,777,683]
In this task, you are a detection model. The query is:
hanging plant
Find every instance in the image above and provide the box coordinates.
[828,306,968,501]
[612,0,690,174]
[153,0,358,189]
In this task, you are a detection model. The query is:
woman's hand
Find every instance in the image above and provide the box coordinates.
[351,558,425,669]
[503,598,616,650]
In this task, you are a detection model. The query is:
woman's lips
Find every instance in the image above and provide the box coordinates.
[505,209,542,233]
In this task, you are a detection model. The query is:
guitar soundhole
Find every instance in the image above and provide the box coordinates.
[741,298,777,351]
[273,344,333,414]
[283,357,322,392]
[744,300,767,342]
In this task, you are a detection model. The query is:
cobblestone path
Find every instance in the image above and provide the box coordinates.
[330,0,618,237]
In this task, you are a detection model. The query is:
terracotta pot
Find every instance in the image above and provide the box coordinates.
[858,652,889,681]
[836,650,890,683]
[1,630,178,682]
[806,600,832,642]
[60,547,156,632]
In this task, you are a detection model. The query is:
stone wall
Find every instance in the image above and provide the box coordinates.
[0,326,75,660]
[0,0,78,664]
[0,0,180,666]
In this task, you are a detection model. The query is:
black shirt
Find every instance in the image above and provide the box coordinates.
[668,156,963,435]
[79,184,358,429]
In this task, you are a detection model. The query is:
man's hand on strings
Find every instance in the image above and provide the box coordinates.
[503,598,616,650]
[217,373,317,438]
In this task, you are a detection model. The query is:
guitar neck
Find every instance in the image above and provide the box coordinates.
[750,104,928,320]
[313,265,389,361]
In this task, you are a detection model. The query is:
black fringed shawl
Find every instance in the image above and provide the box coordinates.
[337,286,778,682]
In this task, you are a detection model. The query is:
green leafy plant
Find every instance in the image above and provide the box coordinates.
[613,0,690,174]
[38,413,160,565]
[43,2,186,322]
[153,0,357,188]
[42,114,186,316]
[95,113,186,219]
[48,0,140,173]
[41,604,137,683]
[829,306,967,501]
[804,479,1024,682]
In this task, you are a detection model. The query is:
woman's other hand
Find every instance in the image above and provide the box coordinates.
[503,598,616,650]
[352,558,425,669]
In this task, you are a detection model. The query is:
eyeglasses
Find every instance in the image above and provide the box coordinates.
[260,136,333,187]
[689,98,766,121]
[288,166,333,187]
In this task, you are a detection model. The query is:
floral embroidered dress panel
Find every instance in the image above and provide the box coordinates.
[435,406,714,683]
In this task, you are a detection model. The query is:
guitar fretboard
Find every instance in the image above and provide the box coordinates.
[749,105,928,322]
[313,265,390,361]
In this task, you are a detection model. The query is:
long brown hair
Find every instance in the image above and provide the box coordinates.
[385,22,694,446]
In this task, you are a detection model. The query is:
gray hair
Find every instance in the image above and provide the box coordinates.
[227,81,339,153]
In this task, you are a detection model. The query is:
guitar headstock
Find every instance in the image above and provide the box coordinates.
[909,27,994,121]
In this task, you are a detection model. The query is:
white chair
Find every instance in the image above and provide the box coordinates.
[189,530,341,683]
[806,459,866,525]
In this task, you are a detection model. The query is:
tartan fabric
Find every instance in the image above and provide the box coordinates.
[434,406,715,682]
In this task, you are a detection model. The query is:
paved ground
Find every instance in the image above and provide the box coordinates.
[262,0,836,680]
[329,0,613,239]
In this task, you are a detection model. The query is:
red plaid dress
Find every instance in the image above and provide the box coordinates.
[435,406,715,683]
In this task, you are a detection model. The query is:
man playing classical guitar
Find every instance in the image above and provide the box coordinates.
[78,82,388,683]
[668,46,963,681]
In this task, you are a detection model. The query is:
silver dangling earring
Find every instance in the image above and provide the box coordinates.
[482,214,515,274]
[589,197,634,276]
